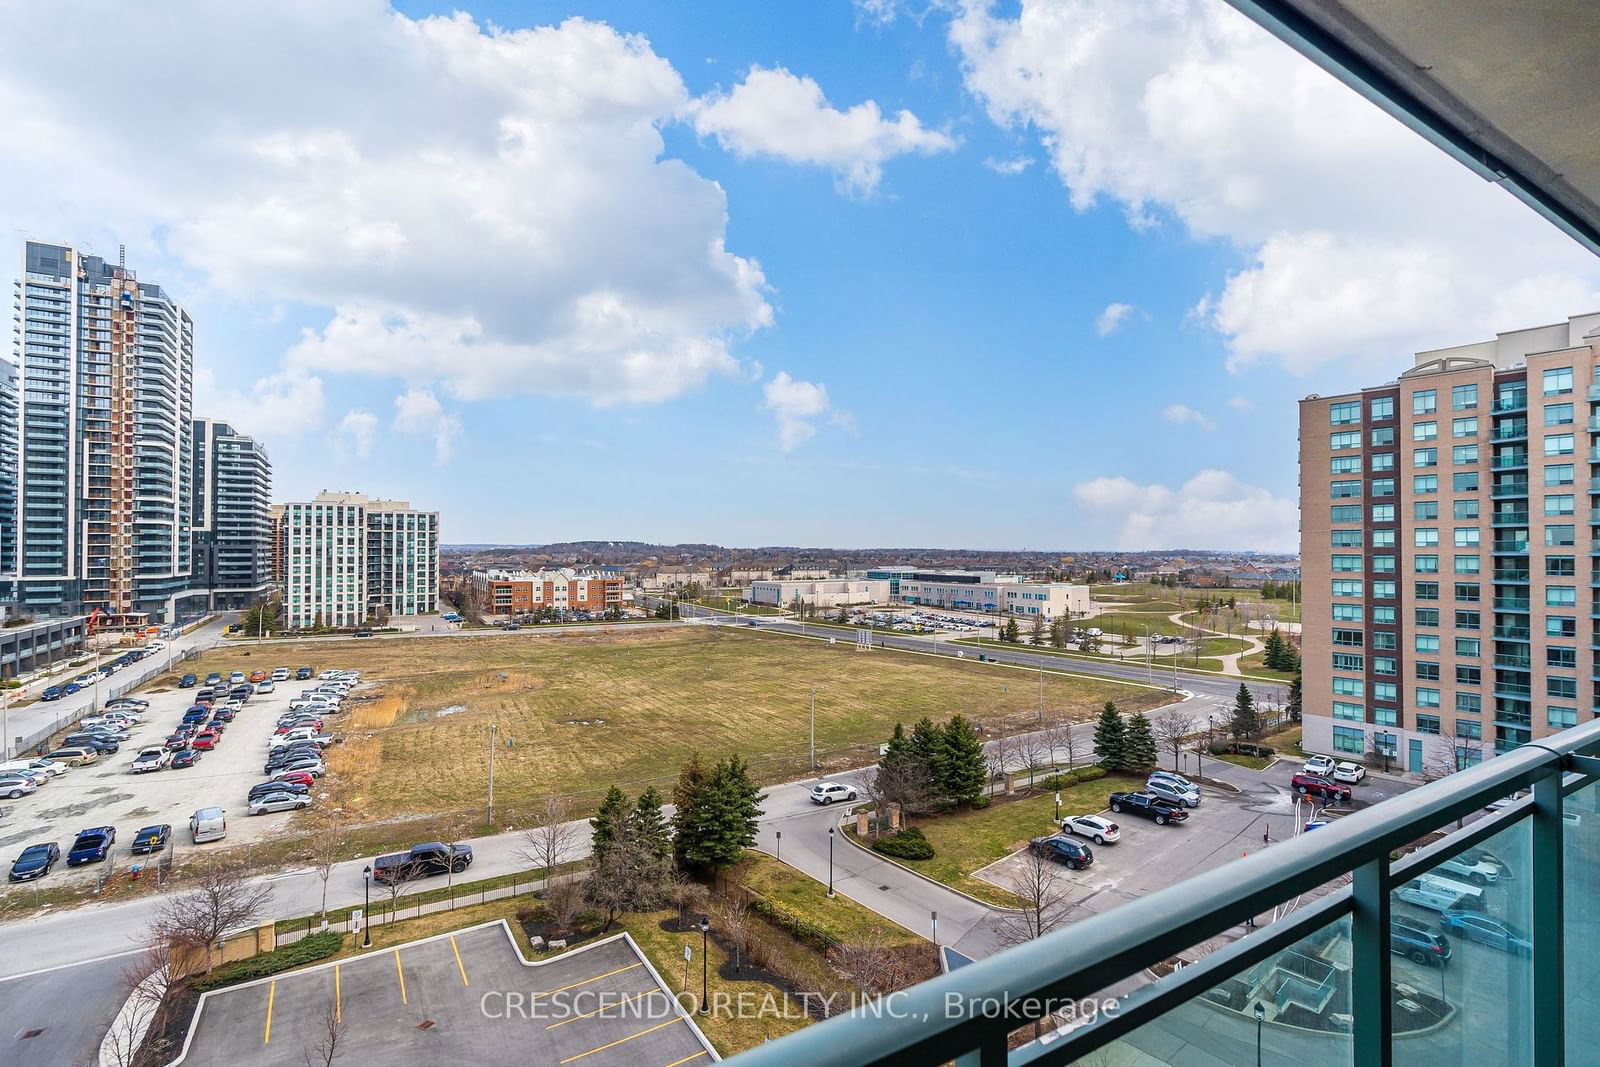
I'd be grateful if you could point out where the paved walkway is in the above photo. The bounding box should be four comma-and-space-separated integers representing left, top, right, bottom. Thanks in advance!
1166, 611, 1263, 677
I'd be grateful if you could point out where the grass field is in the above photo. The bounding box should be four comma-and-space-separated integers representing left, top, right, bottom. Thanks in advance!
184, 628, 1167, 821
880, 774, 1149, 905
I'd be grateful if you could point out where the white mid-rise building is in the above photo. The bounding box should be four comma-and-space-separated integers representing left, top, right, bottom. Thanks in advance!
282, 491, 438, 628
749, 578, 890, 609
894, 570, 1090, 619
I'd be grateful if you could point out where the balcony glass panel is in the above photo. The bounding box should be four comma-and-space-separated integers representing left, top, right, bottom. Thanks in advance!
1567, 780, 1600, 1052
1391, 818, 1531, 1064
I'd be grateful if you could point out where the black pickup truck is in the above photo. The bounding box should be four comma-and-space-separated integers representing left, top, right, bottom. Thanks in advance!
1107, 792, 1189, 826
372, 842, 473, 885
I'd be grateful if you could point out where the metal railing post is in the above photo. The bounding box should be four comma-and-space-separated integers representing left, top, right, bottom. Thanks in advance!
1352, 857, 1393, 1067
1531, 773, 1564, 1064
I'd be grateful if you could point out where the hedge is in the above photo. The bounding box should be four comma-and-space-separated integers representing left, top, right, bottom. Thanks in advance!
1210, 743, 1275, 758
192, 931, 343, 991
746, 895, 839, 952
1070, 766, 1108, 783
872, 826, 935, 861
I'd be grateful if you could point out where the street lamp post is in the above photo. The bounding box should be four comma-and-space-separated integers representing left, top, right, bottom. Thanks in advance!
774, 830, 781, 862
809, 688, 818, 771
362, 865, 373, 947
931, 910, 938, 946
1254, 1001, 1265, 1066
827, 826, 835, 897
697, 915, 710, 1017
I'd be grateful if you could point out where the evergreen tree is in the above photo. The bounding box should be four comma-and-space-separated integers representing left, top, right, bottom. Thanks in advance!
670, 752, 709, 865
1287, 672, 1303, 723
1230, 683, 1262, 741
1028, 616, 1046, 646
1003, 617, 1020, 643
629, 786, 673, 865
1093, 702, 1127, 772
939, 715, 987, 806
1262, 631, 1286, 671
591, 786, 632, 865
908, 716, 944, 788
1050, 617, 1069, 649
678, 756, 766, 872
1125, 712, 1158, 770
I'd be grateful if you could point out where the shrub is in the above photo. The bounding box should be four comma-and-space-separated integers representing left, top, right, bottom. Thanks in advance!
746, 894, 839, 951
192, 931, 343, 991
872, 827, 935, 861
970, 795, 991, 809
1069, 766, 1108, 783
1038, 773, 1071, 791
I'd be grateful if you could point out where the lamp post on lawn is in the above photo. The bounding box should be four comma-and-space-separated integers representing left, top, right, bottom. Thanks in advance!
362, 865, 372, 947
697, 915, 710, 1017
827, 826, 836, 897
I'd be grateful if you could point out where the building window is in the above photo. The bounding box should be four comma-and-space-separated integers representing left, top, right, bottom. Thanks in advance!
1414, 528, 1439, 546
1416, 687, 1441, 707
1452, 384, 1478, 410
1331, 455, 1362, 474
1454, 583, 1480, 602
1332, 580, 1363, 598
1547, 586, 1577, 607
1545, 402, 1574, 426
1545, 525, 1576, 547
1545, 464, 1575, 486
1416, 662, 1440, 681
1546, 495, 1576, 516
1414, 421, 1438, 441
1415, 608, 1439, 626
1452, 445, 1479, 465
1371, 504, 1395, 522
1549, 678, 1579, 699
1332, 554, 1363, 572
1548, 617, 1577, 638
1415, 501, 1439, 521
1331, 401, 1361, 424
1543, 367, 1573, 395
1372, 478, 1395, 497
1544, 433, 1575, 456
1373, 657, 1397, 676
1414, 554, 1438, 573
1330, 430, 1361, 450
1371, 427, 1395, 446
1333, 726, 1366, 753
1457, 666, 1481, 686
1452, 417, 1478, 438
1374, 682, 1398, 702
1332, 530, 1362, 547
1415, 635, 1440, 654
1370, 396, 1395, 420
1371, 452, 1395, 471
1331, 480, 1362, 499
1333, 604, 1364, 622
1549, 707, 1578, 729
1373, 580, 1396, 599
1456, 717, 1483, 739
1417, 714, 1441, 734
1546, 556, 1575, 576
1413, 448, 1438, 467
1415, 581, 1440, 600
1374, 607, 1397, 625
1414, 474, 1438, 494
1413, 389, 1437, 415
1372, 529, 1396, 548
1454, 528, 1480, 547
1331, 505, 1362, 523
1332, 653, 1364, 672
1456, 637, 1480, 657
1454, 610, 1480, 630
1547, 647, 1577, 669
1332, 628, 1363, 647
1334, 677, 1364, 697
1453, 499, 1480, 519
1454, 471, 1480, 492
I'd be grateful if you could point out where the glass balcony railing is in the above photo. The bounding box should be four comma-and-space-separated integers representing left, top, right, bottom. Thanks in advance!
1492, 422, 1528, 440
1496, 391, 1529, 410
1493, 624, 1531, 640
1492, 510, 1530, 525
1492, 480, 1529, 498
740, 719, 1600, 1067
1590, 446, 1600, 462
1493, 597, 1531, 611
1492, 569, 1531, 582
1492, 452, 1529, 469
1493, 654, 1532, 668
1591, 383, 1600, 401
1493, 680, 1532, 696
1493, 540, 1530, 554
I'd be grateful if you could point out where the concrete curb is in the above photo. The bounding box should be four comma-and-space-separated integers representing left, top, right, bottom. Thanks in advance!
98, 966, 165, 1067
835, 815, 1024, 914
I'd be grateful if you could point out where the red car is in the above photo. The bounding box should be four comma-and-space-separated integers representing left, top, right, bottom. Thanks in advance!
276, 720, 322, 734
273, 771, 316, 788
191, 730, 220, 751
1291, 774, 1352, 804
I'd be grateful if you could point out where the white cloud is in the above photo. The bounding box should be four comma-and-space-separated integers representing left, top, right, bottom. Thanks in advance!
391, 388, 462, 465
1161, 403, 1214, 430
1095, 301, 1134, 336
1074, 469, 1296, 551
333, 409, 378, 461
951, 0, 1600, 375
0, 8, 772, 408
692, 66, 955, 194
193, 364, 324, 434
763, 372, 833, 451
1228, 394, 1257, 412
983, 155, 1034, 175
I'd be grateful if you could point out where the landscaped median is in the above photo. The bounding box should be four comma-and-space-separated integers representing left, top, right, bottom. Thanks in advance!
847, 770, 1150, 907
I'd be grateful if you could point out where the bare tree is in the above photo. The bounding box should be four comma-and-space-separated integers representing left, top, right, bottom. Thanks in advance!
377, 858, 426, 928
711, 891, 754, 972
1425, 730, 1484, 827
668, 874, 707, 929
986, 730, 1015, 788
1152, 708, 1198, 774
154, 856, 274, 974
301, 992, 347, 1067
872, 754, 931, 819
828, 932, 911, 1000
1043, 712, 1081, 772
104, 939, 177, 1067
543, 878, 585, 937
585, 836, 670, 929
518, 794, 581, 882
1021, 732, 1054, 788
307, 825, 341, 920
995, 846, 1075, 948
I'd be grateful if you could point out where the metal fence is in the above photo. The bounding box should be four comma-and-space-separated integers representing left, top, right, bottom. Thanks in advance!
727, 716, 1600, 1066
10, 647, 200, 757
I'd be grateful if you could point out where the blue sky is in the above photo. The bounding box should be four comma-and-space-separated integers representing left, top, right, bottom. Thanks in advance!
3, 1, 1596, 549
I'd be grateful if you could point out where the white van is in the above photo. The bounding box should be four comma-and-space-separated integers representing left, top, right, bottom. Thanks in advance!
1395, 873, 1485, 913
190, 806, 228, 844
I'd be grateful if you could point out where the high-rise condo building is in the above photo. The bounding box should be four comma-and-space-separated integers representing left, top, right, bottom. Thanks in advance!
191, 418, 273, 610
11, 242, 195, 622
282, 491, 439, 628
1300, 312, 1600, 774
0, 358, 17, 598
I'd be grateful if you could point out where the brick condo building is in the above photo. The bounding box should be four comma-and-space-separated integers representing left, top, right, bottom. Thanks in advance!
470, 567, 624, 617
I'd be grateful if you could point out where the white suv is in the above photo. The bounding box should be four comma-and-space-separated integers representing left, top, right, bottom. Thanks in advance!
1303, 754, 1336, 777
809, 782, 857, 805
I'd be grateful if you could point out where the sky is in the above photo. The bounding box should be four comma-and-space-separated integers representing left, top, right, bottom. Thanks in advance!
2, 0, 1597, 551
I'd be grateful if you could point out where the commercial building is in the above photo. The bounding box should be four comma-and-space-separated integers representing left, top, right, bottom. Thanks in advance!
0, 615, 86, 682
864, 566, 917, 599
190, 419, 273, 610
470, 567, 624, 617
281, 491, 439, 628
10, 242, 195, 622
894, 570, 1091, 619
639, 568, 714, 591
1300, 312, 1600, 772
749, 578, 890, 609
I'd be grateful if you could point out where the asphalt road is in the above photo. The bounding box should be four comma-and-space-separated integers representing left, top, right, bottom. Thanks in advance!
0, 950, 130, 1066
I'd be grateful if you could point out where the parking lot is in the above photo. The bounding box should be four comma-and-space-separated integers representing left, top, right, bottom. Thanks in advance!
0, 660, 355, 890
174, 921, 718, 1066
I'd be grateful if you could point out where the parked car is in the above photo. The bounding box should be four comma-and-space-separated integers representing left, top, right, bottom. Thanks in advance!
191, 730, 221, 751
1291, 774, 1353, 804
1147, 770, 1197, 791
809, 782, 858, 805
229, 671, 247, 684
0, 758, 64, 779
249, 790, 312, 815
1391, 919, 1452, 967
1107, 791, 1189, 825
1303, 754, 1336, 776
9, 842, 60, 881
1440, 912, 1531, 956
43, 747, 97, 767
249, 781, 310, 801
1396, 874, 1485, 913
179, 674, 198, 688
272, 668, 291, 681
67, 826, 116, 866
171, 748, 203, 769
270, 770, 317, 788
1060, 814, 1121, 844
1028, 835, 1094, 869
1144, 777, 1201, 808
130, 824, 172, 854
270, 757, 325, 777
131, 748, 172, 773
296, 666, 315, 679
41, 685, 66, 701
1436, 853, 1504, 886
1332, 761, 1367, 784
353, 629, 375, 638
249, 669, 268, 683
372, 842, 472, 884
205, 672, 223, 686
190, 807, 227, 843
0, 775, 39, 799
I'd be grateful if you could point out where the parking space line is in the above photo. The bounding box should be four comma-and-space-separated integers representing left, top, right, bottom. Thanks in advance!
263, 980, 276, 1044
662, 1053, 708, 1067
545, 988, 654, 1029
394, 949, 408, 1005
335, 964, 341, 1021
558, 1017, 684, 1063
450, 935, 469, 987
540, 961, 643, 996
